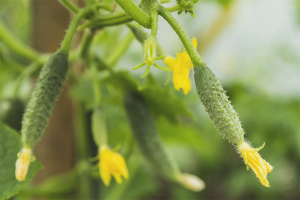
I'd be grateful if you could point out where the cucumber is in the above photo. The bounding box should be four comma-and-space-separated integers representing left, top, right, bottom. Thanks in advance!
91, 107, 107, 147
124, 92, 181, 181
21, 51, 69, 148
194, 64, 244, 145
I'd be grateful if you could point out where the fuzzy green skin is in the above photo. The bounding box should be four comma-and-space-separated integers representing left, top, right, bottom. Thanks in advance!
21, 52, 69, 147
194, 64, 244, 145
124, 93, 181, 181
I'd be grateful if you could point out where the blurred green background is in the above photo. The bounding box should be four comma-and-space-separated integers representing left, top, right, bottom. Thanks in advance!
0, 0, 299, 199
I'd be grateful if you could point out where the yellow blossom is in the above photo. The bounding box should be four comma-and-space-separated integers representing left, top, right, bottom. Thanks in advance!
15, 147, 32, 181
99, 145, 129, 186
238, 142, 273, 187
164, 38, 198, 95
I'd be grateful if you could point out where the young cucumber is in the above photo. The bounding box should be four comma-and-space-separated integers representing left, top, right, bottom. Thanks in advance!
124, 92, 181, 181
194, 64, 244, 145
21, 51, 69, 148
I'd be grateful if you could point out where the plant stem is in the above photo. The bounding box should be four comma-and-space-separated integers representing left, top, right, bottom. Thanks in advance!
106, 32, 134, 65
74, 103, 90, 161
158, 5, 202, 65
59, 0, 80, 14
59, 8, 93, 53
127, 24, 165, 56
79, 30, 94, 60
78, 7, 185, 30
150, 4, 159, 38
0, 20, 40, 61
167, 4, 181, 12
91, 65, 101, 106
115, 0, 151, 28
78, 13, 132, 30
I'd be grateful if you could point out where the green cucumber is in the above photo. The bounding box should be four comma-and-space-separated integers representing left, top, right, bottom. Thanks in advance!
91, 107, 107, 147
194, 64, 244, 145
21, 51, 69, 148
124, 92, 181, 181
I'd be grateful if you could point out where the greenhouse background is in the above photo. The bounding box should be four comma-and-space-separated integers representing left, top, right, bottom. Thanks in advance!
0, 0, 299, 199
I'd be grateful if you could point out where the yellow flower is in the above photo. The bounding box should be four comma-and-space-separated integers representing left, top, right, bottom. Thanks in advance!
238, 142, 273, 187
15, 147, 32, 181
164, 38, 198, 95
99, 145, 129, 186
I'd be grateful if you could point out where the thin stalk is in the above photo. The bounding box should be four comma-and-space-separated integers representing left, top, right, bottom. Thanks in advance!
78, 14, 132, 30
78, 7, 185, 30
150, 4, 159, 38
58, 0, 80, 13
106, 32, 134, 65
59, 7, 93, 53
158, 5, 202, 65
167, 4, 181, 12
74, 103, 92, 199
74, 103, 90, 160
127, 24, 165, 56
0, 20, 40, 61
91, 65, 101, 106
115, 0, 151, 28
79, 30, 94, 60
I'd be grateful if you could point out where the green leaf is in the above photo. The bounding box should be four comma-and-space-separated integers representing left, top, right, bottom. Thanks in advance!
0, 123, 42, 200
102, 71, 193, 122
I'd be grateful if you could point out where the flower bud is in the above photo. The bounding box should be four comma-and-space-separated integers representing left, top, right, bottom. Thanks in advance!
180, 173, 205, 192
143, 37, 157, 66
15, 147, 32, 181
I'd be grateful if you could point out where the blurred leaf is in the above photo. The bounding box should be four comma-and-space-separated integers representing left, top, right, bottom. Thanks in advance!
0, 123, 42, 200
103, 71, 193, 122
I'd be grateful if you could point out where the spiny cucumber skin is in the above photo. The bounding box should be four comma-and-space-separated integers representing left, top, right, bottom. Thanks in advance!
124, 93, 181, 181
194, 64, 244, 145
21, 52, 69, 148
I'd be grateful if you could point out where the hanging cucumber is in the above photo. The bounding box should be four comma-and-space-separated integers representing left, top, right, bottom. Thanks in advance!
124, 92, 181, 181
21, 52, 69, 147
124, 92, 204, 191
194, 64, 244, 146
15, 8, 92, 181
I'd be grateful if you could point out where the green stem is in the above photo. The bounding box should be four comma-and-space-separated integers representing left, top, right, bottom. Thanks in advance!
115, 0, 151, 28
127, 24, 165, 56
78, 14, 132, 30
158, 5, 202, 65
150, 4, 159, 38
58, 0, 80, 13
79, 30, 94, 60
0, 20, 40, 61
78, 7, 184, 30
59, 0, 112, 16
106, 32, 134, 65
91, 65, 101, 106
74, 103, 90, 161
167, 4, 181, 12
59, 8, 93, 53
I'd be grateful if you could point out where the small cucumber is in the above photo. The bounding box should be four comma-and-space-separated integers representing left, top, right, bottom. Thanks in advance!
194, 64, 244, 145
21, 51, 69, 148
124, 92, 181, 181
91, 107, 107, 147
